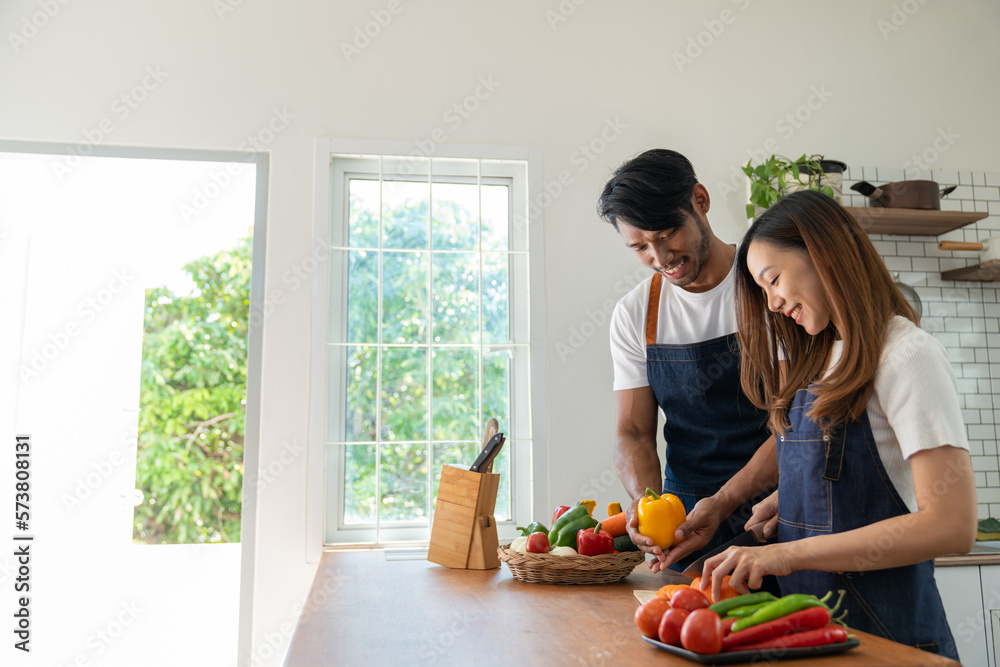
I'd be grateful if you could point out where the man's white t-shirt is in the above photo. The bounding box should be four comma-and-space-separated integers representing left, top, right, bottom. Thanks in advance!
610, 257, 739, 391
824, 315, 969, 513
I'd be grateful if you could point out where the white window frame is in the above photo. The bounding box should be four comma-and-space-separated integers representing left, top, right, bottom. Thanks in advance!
307, 138, 547, 560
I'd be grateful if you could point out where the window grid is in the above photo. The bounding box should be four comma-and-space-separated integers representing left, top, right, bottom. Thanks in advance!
327, 155, 525, 544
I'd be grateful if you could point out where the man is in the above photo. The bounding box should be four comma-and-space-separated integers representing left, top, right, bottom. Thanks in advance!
598, 149, 778, 573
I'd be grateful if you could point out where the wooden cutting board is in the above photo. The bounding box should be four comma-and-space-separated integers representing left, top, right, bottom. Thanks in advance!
634, 589, 657, 605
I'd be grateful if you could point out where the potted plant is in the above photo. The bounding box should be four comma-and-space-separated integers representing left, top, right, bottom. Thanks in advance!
742, 154, 847, 220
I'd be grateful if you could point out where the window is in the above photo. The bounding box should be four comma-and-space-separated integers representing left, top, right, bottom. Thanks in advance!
311, 142, 538, 547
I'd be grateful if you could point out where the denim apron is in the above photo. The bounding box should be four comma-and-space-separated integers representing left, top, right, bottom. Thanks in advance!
644, 272, 771, 569
776, 387, 959, 660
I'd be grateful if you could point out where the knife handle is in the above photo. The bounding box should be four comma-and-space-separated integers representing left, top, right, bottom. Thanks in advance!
482, 436, 505, 474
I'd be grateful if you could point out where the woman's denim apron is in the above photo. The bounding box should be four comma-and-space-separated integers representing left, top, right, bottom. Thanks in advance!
776, 386, 959, 660
644, 272, 771, 570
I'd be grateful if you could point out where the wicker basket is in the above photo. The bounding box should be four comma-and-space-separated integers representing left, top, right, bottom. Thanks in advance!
497, 544, 645, 585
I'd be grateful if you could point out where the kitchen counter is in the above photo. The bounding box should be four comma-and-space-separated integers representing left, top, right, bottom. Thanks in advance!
285, 549, 960, 666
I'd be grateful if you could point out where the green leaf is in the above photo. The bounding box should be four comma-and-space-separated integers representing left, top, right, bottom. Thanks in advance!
133, 236, 250, 545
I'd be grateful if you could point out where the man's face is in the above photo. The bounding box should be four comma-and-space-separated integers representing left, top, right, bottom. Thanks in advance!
618, 209, 712, 289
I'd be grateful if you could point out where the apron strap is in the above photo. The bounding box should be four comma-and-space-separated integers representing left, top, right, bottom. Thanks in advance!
823, 423, 847, 481
645, 272, 662, 347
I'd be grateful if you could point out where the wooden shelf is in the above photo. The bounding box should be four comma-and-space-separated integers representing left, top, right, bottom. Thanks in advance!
941, 260, 1000, 282
844, 206, 988, 236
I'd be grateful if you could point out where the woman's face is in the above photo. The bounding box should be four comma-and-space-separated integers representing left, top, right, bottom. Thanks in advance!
746, 240, 836, 336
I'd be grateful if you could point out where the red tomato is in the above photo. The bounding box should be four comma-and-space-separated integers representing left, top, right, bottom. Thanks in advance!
525, 532, 549, 553
670, 587, 710, 612
657, 607, 689, 646
634, 598, 671, 639
680, 609, 724, 654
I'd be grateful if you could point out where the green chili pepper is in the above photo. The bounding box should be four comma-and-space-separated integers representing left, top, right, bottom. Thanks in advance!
725, 601, 774, 618
547, 504, 588, 544
515, 522, 548, 537
708, 592, 776, 616
731, 592, 834, 633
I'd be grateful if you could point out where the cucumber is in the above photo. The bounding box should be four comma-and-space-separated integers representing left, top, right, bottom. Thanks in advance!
614, 534, 639, 552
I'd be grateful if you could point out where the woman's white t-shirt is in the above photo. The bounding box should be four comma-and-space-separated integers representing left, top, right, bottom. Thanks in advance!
825, 316, 969, 512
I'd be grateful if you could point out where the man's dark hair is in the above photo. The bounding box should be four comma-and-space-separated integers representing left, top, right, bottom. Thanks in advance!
597, 149, 698, 232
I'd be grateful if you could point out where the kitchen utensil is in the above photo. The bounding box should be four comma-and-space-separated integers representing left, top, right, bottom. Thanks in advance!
938, 237, 1000, 263
892, 272, 922, 318
681, 522, 767, 578
480, 418, 498, 453
850, 180, 957, 209
470, 432, 505, 473
427, 464, 501, 569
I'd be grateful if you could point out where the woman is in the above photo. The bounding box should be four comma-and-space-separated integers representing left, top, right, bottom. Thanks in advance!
702, 190, 975, 659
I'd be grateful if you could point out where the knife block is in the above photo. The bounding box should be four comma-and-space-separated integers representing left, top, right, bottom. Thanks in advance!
426, 465, 500, 570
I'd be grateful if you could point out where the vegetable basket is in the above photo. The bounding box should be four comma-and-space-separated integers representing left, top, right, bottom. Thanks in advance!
497, 544, 644, 584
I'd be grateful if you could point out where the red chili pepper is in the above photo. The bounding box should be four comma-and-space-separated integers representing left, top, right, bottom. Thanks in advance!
552, 505, 571, 525
722, 617, 738, 635
723, 606, 831, 650
724, 624, 848, 652
576, 522, 614, 556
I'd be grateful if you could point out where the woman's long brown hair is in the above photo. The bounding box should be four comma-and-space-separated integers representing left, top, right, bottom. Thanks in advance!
734, 190, 919, 435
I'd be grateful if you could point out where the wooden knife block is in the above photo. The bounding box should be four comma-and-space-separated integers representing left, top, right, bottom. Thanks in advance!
426, 465, 500, 570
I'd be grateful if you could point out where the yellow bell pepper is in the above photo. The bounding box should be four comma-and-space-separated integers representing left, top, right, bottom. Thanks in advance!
580, 499, 597, 516
637, 487, 686, 550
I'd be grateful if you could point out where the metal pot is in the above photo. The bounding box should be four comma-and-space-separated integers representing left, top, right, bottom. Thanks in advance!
850, 180, 957, 210
892, 272, 922, 318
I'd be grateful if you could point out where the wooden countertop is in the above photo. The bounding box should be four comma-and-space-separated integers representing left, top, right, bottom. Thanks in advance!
284, 549, 960, 666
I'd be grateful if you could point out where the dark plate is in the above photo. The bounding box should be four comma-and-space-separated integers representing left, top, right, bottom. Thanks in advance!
641, 636, 860, 664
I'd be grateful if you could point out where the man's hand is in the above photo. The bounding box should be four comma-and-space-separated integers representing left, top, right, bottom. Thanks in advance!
624, 497, 672, 571
660, 496, 725, 568
746, 490, 779, 539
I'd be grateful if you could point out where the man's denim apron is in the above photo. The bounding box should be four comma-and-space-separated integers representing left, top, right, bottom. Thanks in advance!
644, 272, 771, 571
776, 387, 959, 660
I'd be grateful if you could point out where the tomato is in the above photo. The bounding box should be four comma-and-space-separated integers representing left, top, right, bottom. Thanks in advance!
680, 608, 724, 654
634, 598, 671, 639
657, 607, 689, 646
525, 532, 549, 553
670, 587, 710, 612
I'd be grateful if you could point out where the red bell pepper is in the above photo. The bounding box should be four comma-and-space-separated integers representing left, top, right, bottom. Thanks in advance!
724, 624, 848, 652
576, 522, 614, 556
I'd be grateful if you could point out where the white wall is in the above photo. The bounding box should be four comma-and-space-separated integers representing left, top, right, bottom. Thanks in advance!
3, 1, 999, 663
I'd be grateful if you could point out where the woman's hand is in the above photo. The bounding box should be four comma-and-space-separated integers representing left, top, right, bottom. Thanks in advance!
746, 490, 779, 540
700, 543, 795, 600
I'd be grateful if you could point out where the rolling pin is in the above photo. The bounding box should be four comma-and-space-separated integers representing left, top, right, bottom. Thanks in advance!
938, 238, 1000, 262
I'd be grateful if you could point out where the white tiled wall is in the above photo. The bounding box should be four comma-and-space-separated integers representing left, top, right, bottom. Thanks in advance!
842, 167, 1000, 519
